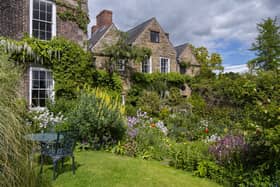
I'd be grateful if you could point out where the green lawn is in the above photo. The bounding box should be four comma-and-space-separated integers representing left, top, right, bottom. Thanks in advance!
41, 151, 221, 187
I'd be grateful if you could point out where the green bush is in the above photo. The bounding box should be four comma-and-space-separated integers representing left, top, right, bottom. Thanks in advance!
135, 126, 170, 160
169, 141, 210, 172
67, 88, 126, 149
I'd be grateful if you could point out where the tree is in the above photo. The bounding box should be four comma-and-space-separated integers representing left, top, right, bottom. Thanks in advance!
190, 45, 224, 77
248, 17, 280, 71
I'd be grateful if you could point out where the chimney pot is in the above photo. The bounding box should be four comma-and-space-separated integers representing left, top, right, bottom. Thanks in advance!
96, 10, 113, 27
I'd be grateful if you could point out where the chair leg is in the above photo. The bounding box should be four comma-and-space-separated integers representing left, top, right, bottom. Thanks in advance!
72, 156, 75, 174
62, 158, 64, 168
40, 155, 44, 174
53, 161, 57, 180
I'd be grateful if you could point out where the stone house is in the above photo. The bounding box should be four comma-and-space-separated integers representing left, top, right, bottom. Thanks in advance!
175, 43, 201, 77
89, 10, 200, 80
0, 0, 89, 108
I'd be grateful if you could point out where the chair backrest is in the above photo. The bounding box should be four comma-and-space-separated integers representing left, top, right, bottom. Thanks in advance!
57, 131, 77, 155
41, 131, 77, 156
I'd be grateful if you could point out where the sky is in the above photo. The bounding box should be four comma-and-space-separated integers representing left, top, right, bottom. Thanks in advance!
87, 0, 280, 73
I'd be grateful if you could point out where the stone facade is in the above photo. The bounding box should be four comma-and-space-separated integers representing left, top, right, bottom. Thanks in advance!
0, 0, 89, 106
0, 0, 88, 45
177, 45, 201, 77
0, 0, 29, 40
131, 18, 177, 73
91, 24, 119, 69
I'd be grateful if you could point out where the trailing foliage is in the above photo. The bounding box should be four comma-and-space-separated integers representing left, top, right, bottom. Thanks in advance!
1, 37, 122, 97
56, 0, 90, 33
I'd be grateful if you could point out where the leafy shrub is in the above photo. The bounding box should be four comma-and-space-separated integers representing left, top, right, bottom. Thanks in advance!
169, 141, 210, 172
67, 88, 126, 149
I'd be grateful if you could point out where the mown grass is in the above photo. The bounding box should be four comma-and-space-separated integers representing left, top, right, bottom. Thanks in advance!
39, 151, 221, 187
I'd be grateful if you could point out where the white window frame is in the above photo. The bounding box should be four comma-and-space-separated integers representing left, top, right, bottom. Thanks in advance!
29, 0, 56, 39
141, 57, 152, 73
116, 59, 126, 72
160, 57, 170, 73
29, 67, 55, 109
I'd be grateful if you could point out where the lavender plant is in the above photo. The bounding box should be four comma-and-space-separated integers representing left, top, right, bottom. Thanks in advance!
209, 134, 248, 165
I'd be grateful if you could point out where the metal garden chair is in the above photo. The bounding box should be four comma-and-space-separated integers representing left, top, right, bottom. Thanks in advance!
40, 131, 76, 180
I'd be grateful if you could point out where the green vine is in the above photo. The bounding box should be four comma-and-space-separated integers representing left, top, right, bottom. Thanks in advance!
1, 37, 122, 98
179, 61, 191, 69
55, 0, 89, 33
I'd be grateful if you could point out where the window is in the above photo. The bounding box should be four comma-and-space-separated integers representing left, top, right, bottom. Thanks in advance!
116, 60, 125, 71
160, 57, 170, 73
31, 0, 56, 40
141, 57, 152, 73
150, 31, 160, 43
30, 67, 54, 108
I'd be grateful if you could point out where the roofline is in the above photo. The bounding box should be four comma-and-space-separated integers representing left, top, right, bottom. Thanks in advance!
90, 23, 117, 50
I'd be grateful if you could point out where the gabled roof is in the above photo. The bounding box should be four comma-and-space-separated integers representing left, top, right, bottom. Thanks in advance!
175, 43, 189, 57
126, 18, 155, 44
89, 25, 113, 49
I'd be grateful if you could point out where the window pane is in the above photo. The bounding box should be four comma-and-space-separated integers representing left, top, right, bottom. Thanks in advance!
32, 99, 39, 107
46, 23, 51, 32
39, 31, 46, 40
46, 72, 52, 79
39, 90, 46, 98
32, 80, 39, 88
32, 70, 39, 79
47, 13, 52, 22
33, 30, 39, 38
33, 10, 39, 19
40, 11, 46, 20
39, 99, 46, 107
46, 32, 52, 40
32, 90, 39, 99
40, 80, 46, 88
40, 1, 46, 12
33, 21, 39, 30
33, 0, 39, 10
47, 4, 52, 13
40, 22, 45, 30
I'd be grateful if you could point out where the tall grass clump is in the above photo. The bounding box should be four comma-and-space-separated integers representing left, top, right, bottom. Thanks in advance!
0, 51, 37, 187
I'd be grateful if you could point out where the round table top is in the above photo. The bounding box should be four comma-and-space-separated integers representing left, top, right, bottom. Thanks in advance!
25, 132, 60, 143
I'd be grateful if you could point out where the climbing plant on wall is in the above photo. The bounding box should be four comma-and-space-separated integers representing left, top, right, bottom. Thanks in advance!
0, 36, 122, 98
55, 0, 89, 33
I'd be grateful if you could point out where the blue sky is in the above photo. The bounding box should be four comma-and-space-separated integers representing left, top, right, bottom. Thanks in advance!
88, 0, 280, 73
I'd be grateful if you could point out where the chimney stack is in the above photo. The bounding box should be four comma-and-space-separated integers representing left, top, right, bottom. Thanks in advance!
91, 10, 113, 35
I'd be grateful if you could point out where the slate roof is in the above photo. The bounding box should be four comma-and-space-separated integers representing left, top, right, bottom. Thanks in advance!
175, 43, 200, 66
175, 43, 189, 57
89, 25, 112, 49
126, 18, 155, 44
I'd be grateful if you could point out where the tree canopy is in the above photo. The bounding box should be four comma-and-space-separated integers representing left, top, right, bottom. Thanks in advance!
248, 17, 280, 71
190, 45, 223, 77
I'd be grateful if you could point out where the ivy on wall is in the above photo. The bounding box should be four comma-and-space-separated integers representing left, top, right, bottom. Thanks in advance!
1, 37, 122, 98
55, 0, 89, 33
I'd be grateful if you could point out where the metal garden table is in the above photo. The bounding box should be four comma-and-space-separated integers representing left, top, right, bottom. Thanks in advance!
25, 132, 60, 143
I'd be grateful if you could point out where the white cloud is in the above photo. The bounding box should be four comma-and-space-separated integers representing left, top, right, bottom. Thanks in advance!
224, 64, 248, 73
87, 0, 280, 64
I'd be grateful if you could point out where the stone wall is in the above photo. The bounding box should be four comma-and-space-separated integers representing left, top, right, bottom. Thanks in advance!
0, 0, 88, 45
56, 0, 89, 46
178, 46, 200, 77
0, 0, 29, 39
132, 19, 177, 73
91, 25, 119, 68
